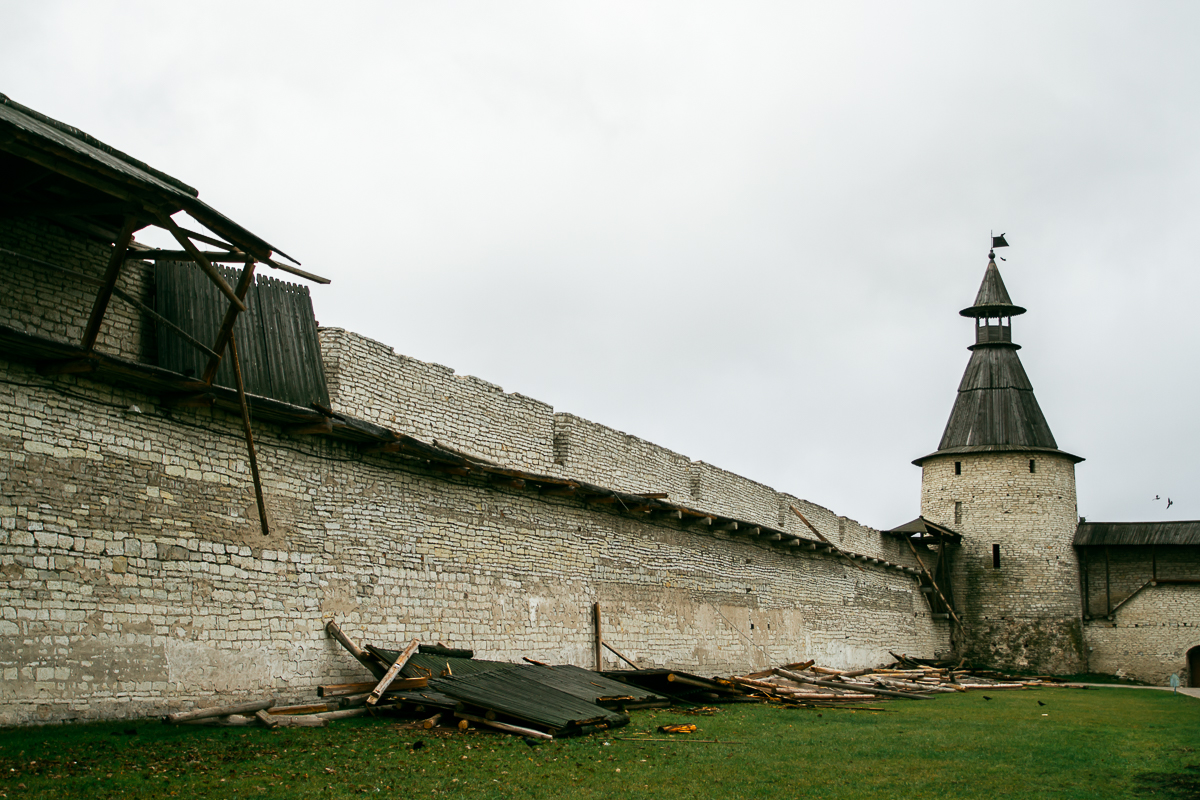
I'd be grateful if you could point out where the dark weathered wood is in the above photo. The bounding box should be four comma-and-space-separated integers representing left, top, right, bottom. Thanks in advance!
903, 536, 963, 628
367, 638, 420, 706
155, 210, 245, 311
594, 602, 603, 671
229, 331, 269, 537
164, 698, 274, 724
602, 640, 640, 669
201, 258, 256, 384
266, 703, 335, 716
318, 677, 429, 697
81, 215, 139, 350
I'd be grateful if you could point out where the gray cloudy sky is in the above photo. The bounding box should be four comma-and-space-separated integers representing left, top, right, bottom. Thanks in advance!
4, 1, 1198, 529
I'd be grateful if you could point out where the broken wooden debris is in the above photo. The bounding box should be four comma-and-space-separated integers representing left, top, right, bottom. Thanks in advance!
163, 621, 1054, 737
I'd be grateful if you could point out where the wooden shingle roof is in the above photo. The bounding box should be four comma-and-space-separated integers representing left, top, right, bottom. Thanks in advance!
915, 256, 1081, 466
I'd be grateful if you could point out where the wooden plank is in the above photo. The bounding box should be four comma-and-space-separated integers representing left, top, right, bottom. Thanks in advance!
81, 214, 139, 350
154, 209, 245, 312
201, 259, 256, 384
773, 669, 928, 700
455, 712, 553, 740
367, 638, 421, 706
790, 506, 866, 572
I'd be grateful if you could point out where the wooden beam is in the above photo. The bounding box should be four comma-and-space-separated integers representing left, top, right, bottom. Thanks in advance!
588, 495, 619, 504
593, 602, 603, 671
690, 516, 714, 527
715, 521, 738, 532
903, 535, 963, 629
81, 215, 141, 351
154, 210, 245, 311
230, 331, 269, 537
289, 418, 333, 436
325, 620, 388, 680
790, 506, 866, 573
201, 258, 257, 384
540, 485, 579, 497
602, 640, 640, 669
37, 358, 96, 376
161, 392, 215, 408
367, 638, 420, 706
129, 248, 250, 262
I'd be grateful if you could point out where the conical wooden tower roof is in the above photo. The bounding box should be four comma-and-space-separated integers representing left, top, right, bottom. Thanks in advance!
913, 256, 1082, 466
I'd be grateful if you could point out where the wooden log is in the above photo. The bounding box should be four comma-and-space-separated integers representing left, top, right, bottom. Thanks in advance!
180, 713, 259, 727
314, 707, 373, 721
256, 709, 328, 728
810, 666, 845, 675
164, 698, 275, 724
455, 712, 553, 740
593, 602, 603, 671
318, 677, 428, 697
229, 331, 269, 537
666, 673, 738, 693
602, 640, 640, 669
421, 713, 443, 730
773, 669, 928, 700
325, 620, 388, 679
367, 638, 420, 706
266, 703, 336, 716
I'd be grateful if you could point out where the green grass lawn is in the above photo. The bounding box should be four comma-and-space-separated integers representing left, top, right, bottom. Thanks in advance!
2, 688, 1199, 799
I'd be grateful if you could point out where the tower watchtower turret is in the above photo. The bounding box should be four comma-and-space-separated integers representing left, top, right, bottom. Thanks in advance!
914, 251, 1085, 673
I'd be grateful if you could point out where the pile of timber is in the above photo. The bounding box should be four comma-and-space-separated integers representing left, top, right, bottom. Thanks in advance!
163, 621, 665, 739
163, 628, 1056, 733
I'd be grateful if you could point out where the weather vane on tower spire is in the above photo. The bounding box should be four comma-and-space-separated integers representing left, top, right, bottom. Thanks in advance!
990, 231, 1009, 261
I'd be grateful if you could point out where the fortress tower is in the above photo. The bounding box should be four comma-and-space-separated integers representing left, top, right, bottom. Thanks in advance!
915, 252, 1086, 673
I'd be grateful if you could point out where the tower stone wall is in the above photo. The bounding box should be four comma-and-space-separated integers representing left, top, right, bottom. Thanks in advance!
922, 451, 1085, 672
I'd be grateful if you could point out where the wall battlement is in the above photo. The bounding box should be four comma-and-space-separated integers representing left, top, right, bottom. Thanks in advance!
319, 327, 891, 554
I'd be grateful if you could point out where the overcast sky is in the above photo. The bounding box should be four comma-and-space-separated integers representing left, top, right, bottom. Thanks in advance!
4, 1, 1198, 530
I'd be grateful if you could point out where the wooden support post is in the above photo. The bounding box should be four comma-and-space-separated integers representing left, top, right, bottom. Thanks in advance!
602, 640, 640, 669
1105, 545, 1112, 618
230, 331, 269, 537
325, 620, 388, 679
81, 215, 139, 350
155, 210, 245, 311
790, 506, 865, 572
367, 638, 420, 706
202, 258, 257, 384
902, 536, 963, 629
594, 602, 603, 671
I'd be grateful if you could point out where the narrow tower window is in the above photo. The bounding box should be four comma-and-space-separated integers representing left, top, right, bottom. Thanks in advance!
954, 502, 963, 525
954, 461, 962, 475
992, 544, 1001, 569
1029, 459, 1036, 473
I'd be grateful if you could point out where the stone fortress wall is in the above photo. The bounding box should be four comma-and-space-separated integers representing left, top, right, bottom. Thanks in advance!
0, 218, 949, 725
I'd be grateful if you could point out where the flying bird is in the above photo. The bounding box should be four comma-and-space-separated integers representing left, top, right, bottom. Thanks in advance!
1168, 498, 1174, 509
1155, 495, 1160, 500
